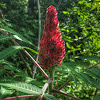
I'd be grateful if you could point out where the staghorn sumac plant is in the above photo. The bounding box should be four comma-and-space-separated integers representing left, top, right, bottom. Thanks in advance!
0, 4, 100, 100
39, 5, 65, 94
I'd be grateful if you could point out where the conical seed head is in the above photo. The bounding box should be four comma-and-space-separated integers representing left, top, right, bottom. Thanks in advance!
39, 5, 65, 70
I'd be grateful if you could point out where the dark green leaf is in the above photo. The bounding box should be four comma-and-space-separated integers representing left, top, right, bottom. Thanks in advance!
0, 26, 37, 48
86, 70, 100, 81
77, 56, 100, 61
0, 35, 13, 42
94, 95, 100, 100
90, 68, 100, 77
70, 71, 77, 87
44, 94, 59, 100
0, 46, 23, 60
76, 72, 89, 86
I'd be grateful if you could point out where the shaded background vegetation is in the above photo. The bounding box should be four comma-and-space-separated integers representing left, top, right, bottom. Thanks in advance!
0, 0, 100, 100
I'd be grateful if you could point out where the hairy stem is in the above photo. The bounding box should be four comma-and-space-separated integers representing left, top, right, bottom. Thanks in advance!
48, 67, 55, 94
38, 78, 53, 100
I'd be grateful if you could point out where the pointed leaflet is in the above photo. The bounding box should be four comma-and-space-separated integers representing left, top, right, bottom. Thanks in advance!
0, 70, 5, 77
0, 26, 37, 48
44, 94, 59, 100
0, 60, 14, 65
86, 70, 100, 81
0, 35, 13, 42
90, 68, 100, 77
76, 72, 89, 86
62, 63, 76, 72
83, 73, 100, 89
0, 46, 23, 60
76, 72, 100, 89
94, 95, 100, 100
70, 71, 77, 87
0, 60, 20, 72
3, 65, 20, 72
62, 62, 90, 72
77, 56, 100, 61
0, 82, 42, 95
0, 86, 13, 96
23, 46, 38, 54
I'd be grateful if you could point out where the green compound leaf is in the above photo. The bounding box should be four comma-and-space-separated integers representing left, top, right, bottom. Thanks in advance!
94, 95, 100, 100
76, 72, 100, 89
0, 26, 37, 48
44, 94, 59, 100
90, 68, 100, 77
0, 35, 13, 42
86, 70, 100, 81
0, 86, 14, 96
76, 56, 100, 61
0, 46, 23, 60
76, 72, 89, 86
0, 82, 42, 95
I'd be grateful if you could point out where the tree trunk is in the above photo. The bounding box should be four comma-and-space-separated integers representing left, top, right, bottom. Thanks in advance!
28, 0, 34, 16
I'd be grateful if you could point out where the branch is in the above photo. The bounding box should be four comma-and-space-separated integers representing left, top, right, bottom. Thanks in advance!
5, 95, 39, 100
18, 51, 32, 77
38, 78, 53, 100
56, 0, 62, 10
52, 89, 80, 100
55, 72, 62, 87
58, 78, 73, 91
32, 0, 41, 79
83, 61, 100, 72
0, 66, 24, 83
0, 29, 49, 80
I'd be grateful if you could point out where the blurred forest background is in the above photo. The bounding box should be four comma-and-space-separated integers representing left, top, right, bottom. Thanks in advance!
0, 0, 100, 100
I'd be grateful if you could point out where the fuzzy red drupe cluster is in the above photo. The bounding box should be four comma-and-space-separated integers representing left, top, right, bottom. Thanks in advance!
39, 5, 65, 70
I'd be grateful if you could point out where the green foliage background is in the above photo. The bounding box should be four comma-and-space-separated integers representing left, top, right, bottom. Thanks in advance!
0, 0, 100, 100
